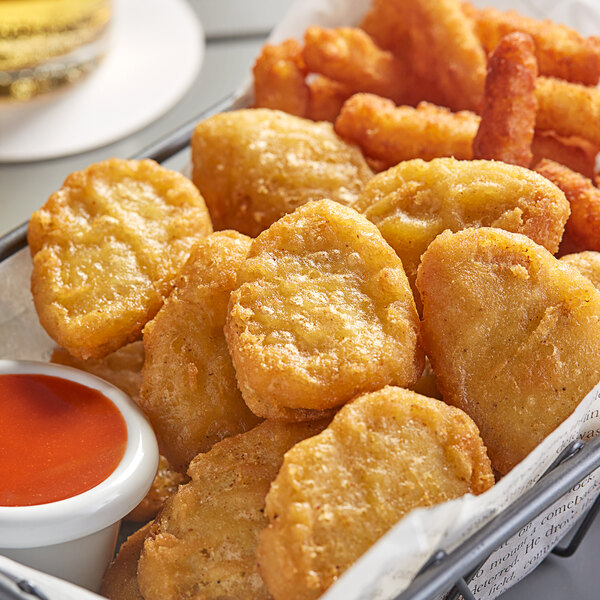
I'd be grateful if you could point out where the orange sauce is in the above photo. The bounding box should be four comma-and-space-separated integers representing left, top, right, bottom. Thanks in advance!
0, 373, 127, 507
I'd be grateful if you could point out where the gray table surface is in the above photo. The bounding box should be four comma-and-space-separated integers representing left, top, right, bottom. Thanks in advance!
1, 0, 599, 597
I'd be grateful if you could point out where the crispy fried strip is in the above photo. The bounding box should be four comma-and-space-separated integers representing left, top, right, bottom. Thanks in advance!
473, 32, 537, 167
464, 3, 600, 85
252, 39, 309, 117
335, 94, 479, 169
535, 159, 600, 250
532, 131, 598, 179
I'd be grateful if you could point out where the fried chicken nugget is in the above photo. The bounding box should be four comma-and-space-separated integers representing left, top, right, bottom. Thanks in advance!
335, 94, 479, 170
417, 227, 600, 474
536, 77, 600, 148
225, 199, 423, 421
28, 159, 212, 360
253, 39, 309, 117
307, 75, 353, 122
137, 419, 328, 600
535, 159, 600, 251
472, 32, 538, 167
355, 158, 569, 303
191, 109, 373, 238
464, 3, 600, 85
100, 523, 151, 600
257, 387, 494, 600
139, 231, 260, 471
560, 251, 600, 290
531, 131, 598, 179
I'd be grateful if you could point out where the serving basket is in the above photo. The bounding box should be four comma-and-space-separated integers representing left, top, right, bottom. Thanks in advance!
2, 95, 600, 600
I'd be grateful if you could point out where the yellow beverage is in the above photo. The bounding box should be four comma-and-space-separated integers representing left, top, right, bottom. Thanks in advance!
0, 0, 112, 100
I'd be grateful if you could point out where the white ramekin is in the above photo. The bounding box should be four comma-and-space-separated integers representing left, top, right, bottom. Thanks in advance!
0, 359, 159, 591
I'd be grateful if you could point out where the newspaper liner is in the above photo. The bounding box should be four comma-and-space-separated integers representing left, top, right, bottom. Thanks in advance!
3, 0, 600, 597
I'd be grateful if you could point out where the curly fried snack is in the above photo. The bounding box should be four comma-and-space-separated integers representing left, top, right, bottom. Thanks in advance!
191, 109, 373, 237
100, 522, 151, 600
417, 227, 600, 474
531, 131, 598, 179
464, 3, 600, 85
137, 419, 328, 600
560, 251, 600, 290
28, 159, 212, 360
139, 231, 260, 471
356, 158, 569, 302
257, 387, 494, 600
226, 199, 423, 420
253, 39, 309, 117
536, 77, 600, 147
535, 159, 600, 251
473, 32, 538, 167
335, 94, 479, 169
307, 75, 353, 122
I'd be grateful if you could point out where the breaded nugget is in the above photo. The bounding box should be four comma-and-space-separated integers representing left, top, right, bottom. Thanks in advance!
126, 455, 187, 522
100, 522, 151, 600
253, 39, 309, 117
535, 159, 600, 251
464, 3, 600, 85
303, 27, 414, 105
531, 131, 598, 179
536, 77, 600, 148
257, 387, 494, 600
356, 158, 569, 303
417, 227, 600, 474
137, 419, 328, 600
560, 251, 600, 290
473, 32, 538, 167
28, 159, 212, 360
191, 109, 373, 237
140, 231, 260, 471
225, 199, 423, 420
335, 94, 479, 169
307, 75, 353, 122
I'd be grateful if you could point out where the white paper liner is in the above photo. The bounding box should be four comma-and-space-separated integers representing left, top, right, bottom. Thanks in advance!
4, 0, 600, 598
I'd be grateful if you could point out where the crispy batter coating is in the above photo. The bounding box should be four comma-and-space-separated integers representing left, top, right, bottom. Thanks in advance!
473, 32, 538, 167
464, 3, 600, 85
560, 251, 600, 290
253, 39, 309, 117
28, 159, 212, 360
356, 158, 570, 304
257, 387, 494, 600
535, 159, 600, 251
531, 131, 598, 179
225, 199, 423, 420
100, 522, 151, 600
307, 75, 353, 122
126, 455, 188, 522
335, 94, 479, 169
137, 420, 328, 600
360, 0, 410, 57
51, 341, 144, 402
191, 109, 373, 237
417, 227, 600, 474
139, 231, 260, 471
536, 77, 600, 148
303, 27, 414, 105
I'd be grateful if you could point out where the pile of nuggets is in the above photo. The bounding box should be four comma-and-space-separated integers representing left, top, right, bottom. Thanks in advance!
25, 0, 600, 599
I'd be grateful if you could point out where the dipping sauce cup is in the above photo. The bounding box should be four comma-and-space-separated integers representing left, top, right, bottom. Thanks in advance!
0, 359, 158, 591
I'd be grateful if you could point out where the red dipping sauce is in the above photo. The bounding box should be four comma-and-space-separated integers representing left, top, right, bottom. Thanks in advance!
0, 374, 128, 507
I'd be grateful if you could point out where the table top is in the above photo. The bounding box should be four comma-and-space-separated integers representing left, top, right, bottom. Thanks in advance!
1, 1, 599, 598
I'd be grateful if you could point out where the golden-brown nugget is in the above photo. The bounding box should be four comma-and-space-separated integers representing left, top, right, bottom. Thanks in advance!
356, 158, 569, 302
464, 3, 600, 85
531, 131, 598, 179
535, 159, 600, 251
417, 227, 600, 474
472, 32, 538, 167
191, 109, 373, 237
140, 231, 260, 471
307, 75, 353, 122
560, 251, 600, 290
257, 387, 494, 600
226, 199, 423, 421
335, 94, 479, 169
100, 522, 151, 600
137, 419, 328, 600
29, 158, 212, 360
